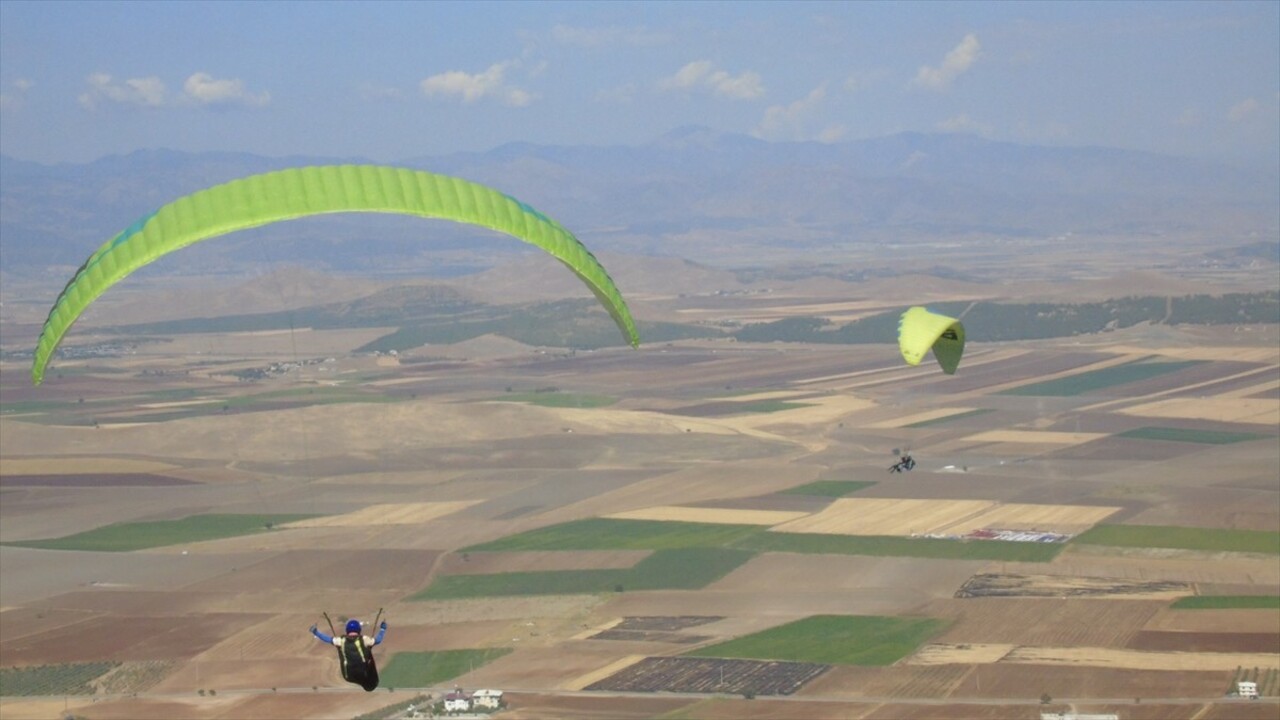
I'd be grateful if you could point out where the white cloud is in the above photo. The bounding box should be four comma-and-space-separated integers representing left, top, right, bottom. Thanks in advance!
0, 78, 33, 111
1228, 97, 1259, 122
79, 73, 165, 109
659, 61, 764, 100
551, 24, 669, 47
182, 73, 269, 106
420, 62, 534, 106
913, 33, 982, 90
77, 72, 268, 110
754, 84, 843, 142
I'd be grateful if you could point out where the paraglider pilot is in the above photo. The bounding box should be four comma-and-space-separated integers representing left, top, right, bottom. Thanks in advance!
311, 617, 387, 691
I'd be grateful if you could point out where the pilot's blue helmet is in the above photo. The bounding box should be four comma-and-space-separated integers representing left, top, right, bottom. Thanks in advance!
346, 619, 362, 634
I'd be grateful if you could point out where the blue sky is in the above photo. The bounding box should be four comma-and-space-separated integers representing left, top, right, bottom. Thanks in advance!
2, 1, 1276, 167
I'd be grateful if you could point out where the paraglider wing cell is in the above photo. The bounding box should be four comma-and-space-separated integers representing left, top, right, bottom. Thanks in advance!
31, 165, 640, 385
898, 306, 965, 374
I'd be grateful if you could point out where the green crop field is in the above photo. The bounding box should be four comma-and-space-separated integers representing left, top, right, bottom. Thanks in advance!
1075, 524, 1280, 555
780, 480, 875, 497
722, 400, 814, 414
998, 360, 1200, 397
1117, 426, 1270, 444
463, 518, 1065, 562
1172, 595, 1280, 610
3, 513, 319, 552
410, 548, 753, 599
684, 615, 946, 666
489, 392, 617, 408
736, 532, 1065, 562
0, 662, 120, 696
462, 518, 762, 552
379, 649, 512, 688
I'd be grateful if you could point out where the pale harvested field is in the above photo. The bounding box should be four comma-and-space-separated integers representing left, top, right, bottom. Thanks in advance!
386, 595, 606, 627
1, 401, 732, 464
908, 643, 1018, 665
135, 399, 220, 409
1118, 397, 1279, 425
605, 506, 809, 525
39, 692, 392, 720
925, 598, 1166, 647
1047, 548, 1280, 586
0, 457, 179, 474
795, 348, 1026, 388
936, 503, 1121, 535
769, 498, 994, 536
143, 327, 393, 357
454, 642, 656, 692
1003, 645, 1279, 670
686, 393, 879, 451
769, 498, 1122, 537
864, 408, 981, 429
1103, 345, 1280, 363
1219, 378, 1280, 398
282, 501, 480, 527
540, 461, 820, 524
960, 430, 1108, 445
1144, 608, 1280, 634
707, 554, 984, 601
676, 298, 890, 323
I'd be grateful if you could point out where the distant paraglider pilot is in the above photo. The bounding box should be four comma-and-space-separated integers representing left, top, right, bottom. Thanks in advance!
311, 617, 387, 691
889, 453, 916, 473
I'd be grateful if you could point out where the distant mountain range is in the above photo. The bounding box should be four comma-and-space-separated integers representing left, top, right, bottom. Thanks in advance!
2, 128, 1276, 274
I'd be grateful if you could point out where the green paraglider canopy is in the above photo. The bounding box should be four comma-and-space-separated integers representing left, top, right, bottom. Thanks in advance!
898, 306, 965, 375
32, 165, 640, 385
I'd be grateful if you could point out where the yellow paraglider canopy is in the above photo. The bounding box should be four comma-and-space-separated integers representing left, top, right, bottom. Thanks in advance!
898, 306, 965, 374
32, 165, 640, 385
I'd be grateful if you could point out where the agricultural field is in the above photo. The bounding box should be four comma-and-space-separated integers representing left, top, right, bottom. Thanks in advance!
685, 615, 948, 666
379, 648, 513, 688
0, 662, 119, 696
778, 480, 876, 497
411, 547, 753, 599
584, 656, 829, 696
1075, 524, 1280, 554
1172, 595, 1280, 610
0, 261, 1276, 719
955, 573, 1191, 599
2, 514, 319, 551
